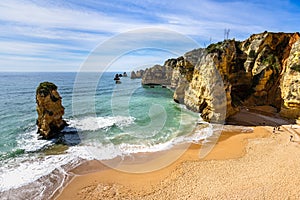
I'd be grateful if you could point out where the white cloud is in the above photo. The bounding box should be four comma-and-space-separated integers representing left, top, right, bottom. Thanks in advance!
0, 0, 146, 33
0, 0, 299, 71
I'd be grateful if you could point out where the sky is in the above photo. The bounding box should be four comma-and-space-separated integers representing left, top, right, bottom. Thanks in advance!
0, 0, 300, 72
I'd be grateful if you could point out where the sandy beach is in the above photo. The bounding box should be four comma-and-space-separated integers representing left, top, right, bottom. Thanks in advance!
56, 109, 300, 199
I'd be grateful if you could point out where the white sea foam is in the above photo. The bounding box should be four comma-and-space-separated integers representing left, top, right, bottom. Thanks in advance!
86, 140, 176, 160
0, 145, 92, 192
0, 154, 72, 192
84, 123, 217, 160
67, 115, 135, 131
72, 116, 217, 161
0, 115, 135, 192
0, 115, 217, 193
16, 130, 54, 153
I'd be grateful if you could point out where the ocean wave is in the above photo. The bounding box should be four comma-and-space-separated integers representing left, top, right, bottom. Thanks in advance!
67, 115, 135, 131
84, 123, 216, 160
0, 145, 92, 192
16, 130, 54, 153
0, 119, 217, 194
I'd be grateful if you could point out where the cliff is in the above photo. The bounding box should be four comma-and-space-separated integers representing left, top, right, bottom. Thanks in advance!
280, 36, 300, 119
36, 82, 66, 139
141, 32, 300, 122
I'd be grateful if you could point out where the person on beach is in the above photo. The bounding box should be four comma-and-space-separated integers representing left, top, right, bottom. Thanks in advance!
273, 127, 276, 133
290, 135, 293, 142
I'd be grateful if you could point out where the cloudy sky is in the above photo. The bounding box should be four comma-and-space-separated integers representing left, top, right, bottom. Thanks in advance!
1, 0, 300, 72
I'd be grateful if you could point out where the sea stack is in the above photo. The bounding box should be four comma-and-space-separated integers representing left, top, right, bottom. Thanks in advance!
130, 69, 146, 79
36, 82, 66, 139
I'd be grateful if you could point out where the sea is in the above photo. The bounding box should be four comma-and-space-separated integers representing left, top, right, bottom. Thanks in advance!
0, 72, 215, 199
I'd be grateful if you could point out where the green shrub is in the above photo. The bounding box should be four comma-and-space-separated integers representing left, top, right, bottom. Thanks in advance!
206, 41, 223, 54
249, 50, 256, 58
291, 64, 300, 72
36, 82, 57, 96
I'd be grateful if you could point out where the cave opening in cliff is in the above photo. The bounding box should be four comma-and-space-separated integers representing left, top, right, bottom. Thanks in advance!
231, 84, 253, 107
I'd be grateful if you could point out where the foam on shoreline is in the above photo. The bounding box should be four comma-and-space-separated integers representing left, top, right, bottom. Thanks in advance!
0, 115, 214, 198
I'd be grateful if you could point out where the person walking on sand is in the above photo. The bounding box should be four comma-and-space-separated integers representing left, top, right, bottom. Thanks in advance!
273, 127, 276, 133
290, 135, 293, 142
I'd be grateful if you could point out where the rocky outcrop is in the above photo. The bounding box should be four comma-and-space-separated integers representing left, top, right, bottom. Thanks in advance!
142, 64, 173, 85
141, 32, 300, 122
36, 82, 66, 139
131, 69, 146, 79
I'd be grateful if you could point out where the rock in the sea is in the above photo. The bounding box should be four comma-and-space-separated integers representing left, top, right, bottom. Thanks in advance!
141, 32, 300, 122
36, 82, 66, 139
130, 71, 137, 79
114, 74, 120, 81
130, 69, 146, 79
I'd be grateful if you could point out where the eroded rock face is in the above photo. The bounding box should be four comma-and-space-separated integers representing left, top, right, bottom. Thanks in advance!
280, 37, 300, 119
36, 82, 66, 139
141, 49, 204, 103
184, 53, 229, 122
240, 32, 295, 109
142, 64, 173, 85
141, 32, 300, 122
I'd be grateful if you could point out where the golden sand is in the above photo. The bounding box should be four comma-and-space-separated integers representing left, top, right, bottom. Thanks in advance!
55, 122, 300, 199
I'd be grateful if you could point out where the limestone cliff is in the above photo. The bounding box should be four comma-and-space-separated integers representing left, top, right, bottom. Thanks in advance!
141, 32, 300, 122
36, 82, 66, 139
280, 36, 300, 119
141, 49, 204, 103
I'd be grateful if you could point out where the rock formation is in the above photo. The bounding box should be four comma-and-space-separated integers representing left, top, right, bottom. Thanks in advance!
36, 82, 66, 139
280, 36, 300, 119
130, 71, 137, 79
131, 69, 146, 79
141, 32, 300, 122
142, 64, 173, 85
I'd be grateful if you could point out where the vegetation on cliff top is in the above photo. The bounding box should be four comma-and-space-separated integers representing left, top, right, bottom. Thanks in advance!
206, 41, 224, 54
36, 82, 58, 97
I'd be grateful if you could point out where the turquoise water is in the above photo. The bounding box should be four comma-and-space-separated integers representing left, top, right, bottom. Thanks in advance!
0, 72, 207, 196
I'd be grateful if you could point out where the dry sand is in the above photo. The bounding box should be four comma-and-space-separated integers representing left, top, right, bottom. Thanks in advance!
56, 111, 300, 199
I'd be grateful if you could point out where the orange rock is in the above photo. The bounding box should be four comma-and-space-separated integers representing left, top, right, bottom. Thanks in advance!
36, 82, 66, 139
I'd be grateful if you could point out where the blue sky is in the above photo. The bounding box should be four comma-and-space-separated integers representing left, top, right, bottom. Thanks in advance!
0, 0, 300, 72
